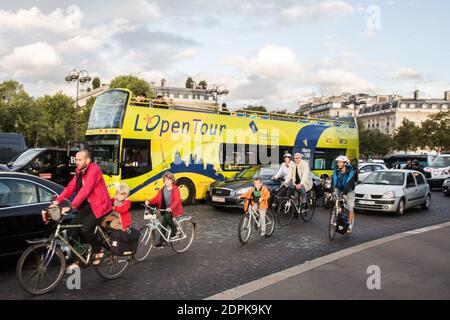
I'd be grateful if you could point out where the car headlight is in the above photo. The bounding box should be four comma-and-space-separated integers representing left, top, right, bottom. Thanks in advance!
382, 191, 396, 199
235, 187, 252, 196
444, 179, 450, 187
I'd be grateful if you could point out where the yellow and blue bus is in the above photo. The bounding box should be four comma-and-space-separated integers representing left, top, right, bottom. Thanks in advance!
85, 89, 359, 203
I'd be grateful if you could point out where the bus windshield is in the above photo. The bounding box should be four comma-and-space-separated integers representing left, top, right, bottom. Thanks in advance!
86, 135, 120, 176
88, 90, 129, 129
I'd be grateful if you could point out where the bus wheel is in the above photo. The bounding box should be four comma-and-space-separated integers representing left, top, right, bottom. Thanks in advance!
177, 178, 196, 205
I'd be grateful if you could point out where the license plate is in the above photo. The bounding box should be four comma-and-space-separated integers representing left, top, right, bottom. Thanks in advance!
212, 196, 225, 203
359, 200, 376, 205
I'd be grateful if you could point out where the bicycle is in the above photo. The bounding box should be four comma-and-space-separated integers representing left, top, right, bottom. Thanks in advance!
238, 198, 276, 245
276, 185, 316, 226
329, 190, 354, 241
134, 205, 196, 262
16, 200, 130, 295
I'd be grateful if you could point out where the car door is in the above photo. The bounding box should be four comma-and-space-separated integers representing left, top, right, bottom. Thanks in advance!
413, 172, 428, 203
404, 173, 420, 207
0, 178, 56, 256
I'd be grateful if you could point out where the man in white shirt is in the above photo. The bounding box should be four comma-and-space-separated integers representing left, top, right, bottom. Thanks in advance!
284, 153, 313, 205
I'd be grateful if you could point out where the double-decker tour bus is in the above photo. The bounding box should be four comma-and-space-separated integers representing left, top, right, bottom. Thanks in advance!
85, 89, 359, 203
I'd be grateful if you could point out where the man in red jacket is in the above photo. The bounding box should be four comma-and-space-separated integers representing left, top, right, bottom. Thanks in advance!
145, 172, 183, 247
52, 150, 112, 267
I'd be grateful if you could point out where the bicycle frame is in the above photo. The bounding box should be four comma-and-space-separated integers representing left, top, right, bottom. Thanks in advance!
142, 206, 193, 245
28, 221, 111, 268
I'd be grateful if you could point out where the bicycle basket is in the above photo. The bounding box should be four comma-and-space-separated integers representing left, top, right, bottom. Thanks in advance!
47, 207, 62, 221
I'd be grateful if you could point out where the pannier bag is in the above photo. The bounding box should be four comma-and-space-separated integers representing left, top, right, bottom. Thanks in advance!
109, 228, 140, 256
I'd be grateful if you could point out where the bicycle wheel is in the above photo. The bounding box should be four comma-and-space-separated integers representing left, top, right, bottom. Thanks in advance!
276, 200, 294, 226
238, 214, 252, 244
264, 210, 276, 237
301, 194, 316, 222
16, 243, 66, 295
171, 220, 196, 253
134, 226, 155, 262
95, 250, 130, 280
329, 207, 338, 241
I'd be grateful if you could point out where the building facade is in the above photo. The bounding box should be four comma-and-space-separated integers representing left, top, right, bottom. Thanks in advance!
358, 91, 450, 136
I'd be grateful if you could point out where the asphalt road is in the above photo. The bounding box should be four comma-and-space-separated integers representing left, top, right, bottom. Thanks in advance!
0, 190, 449, 300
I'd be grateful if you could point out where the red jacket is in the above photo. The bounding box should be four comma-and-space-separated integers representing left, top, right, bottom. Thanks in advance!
57, 163, 112, 219
111, 198, 132, 230
148, 185, 183, 218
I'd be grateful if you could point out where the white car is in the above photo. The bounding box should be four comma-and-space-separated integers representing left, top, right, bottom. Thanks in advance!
355, 170, 431, 215
358, 163, 388, 182
424, 155, 450, 189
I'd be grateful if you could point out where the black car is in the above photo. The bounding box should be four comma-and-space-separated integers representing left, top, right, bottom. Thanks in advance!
2, 148, 77, 186
443, 178, 450, 196
205, 165, 323, 209
0, 172, 73, 257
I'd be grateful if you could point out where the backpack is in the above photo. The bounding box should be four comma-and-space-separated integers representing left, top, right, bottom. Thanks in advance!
109, 228, 140, 256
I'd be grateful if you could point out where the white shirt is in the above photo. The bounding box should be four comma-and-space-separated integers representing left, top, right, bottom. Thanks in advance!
274, 161, 293, 180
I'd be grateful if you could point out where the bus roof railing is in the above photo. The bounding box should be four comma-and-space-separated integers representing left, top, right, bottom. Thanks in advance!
128, 97, 357, 129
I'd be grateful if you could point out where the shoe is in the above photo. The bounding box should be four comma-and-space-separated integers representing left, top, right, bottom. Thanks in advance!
261, 232, 266, 237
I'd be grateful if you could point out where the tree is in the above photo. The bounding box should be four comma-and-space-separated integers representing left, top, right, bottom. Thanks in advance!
35, 93, 75, 146
420, 111, 450, 152
110, 75, 153, 98
92, 77, 101, 90
185, 77, 195, 89
393, 119, 420, 152
198, 80, 207, 90
358, 119, 393, 158
244, 105, 267, 113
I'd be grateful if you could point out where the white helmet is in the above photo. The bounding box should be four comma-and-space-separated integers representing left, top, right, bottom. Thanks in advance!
335, 156, 350, 163
283, 153, 292, 159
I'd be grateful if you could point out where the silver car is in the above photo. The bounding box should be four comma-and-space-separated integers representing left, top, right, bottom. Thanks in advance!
355, 170, 431, 215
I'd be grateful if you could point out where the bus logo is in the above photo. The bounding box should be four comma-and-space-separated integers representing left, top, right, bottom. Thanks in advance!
249, 121, 258, 134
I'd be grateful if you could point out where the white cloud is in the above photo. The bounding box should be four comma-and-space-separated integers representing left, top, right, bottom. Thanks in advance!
391, 67, 424, 80
174, 48, 197, 60
0, 6, 83, 35
226, 45, 302, 80
281, 1, 354, 22
1, 42, 62, 79
310, 68, 376, 95
56, 35, 102, 53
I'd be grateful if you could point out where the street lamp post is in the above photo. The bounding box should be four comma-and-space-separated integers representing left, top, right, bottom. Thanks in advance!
65, 69, 92, 141
207, 84, 229, 106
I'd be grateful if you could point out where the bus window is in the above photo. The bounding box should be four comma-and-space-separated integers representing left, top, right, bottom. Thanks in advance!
220, 143, 293, 171
121, 139, 152, 180
88, 90, 129, 129
86, 135, 120, 176
313, 148, 347, 170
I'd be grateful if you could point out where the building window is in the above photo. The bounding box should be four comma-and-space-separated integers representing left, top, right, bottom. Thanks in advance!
409, 104, 416, 109
400, 103, 407, 108
442, 104, 448, 110
422, 104, 428, 109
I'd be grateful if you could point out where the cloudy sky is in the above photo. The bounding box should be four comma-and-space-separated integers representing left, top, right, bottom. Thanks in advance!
0, 0, 449, 111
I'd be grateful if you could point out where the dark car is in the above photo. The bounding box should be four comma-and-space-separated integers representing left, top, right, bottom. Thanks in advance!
205, 165, 323, 209
0, 133, 26, 164
0, 172, 74, 257
443, 178, 450, 196
2, 148, 77, 186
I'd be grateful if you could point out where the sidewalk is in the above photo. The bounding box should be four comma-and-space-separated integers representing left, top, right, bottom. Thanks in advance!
207, 222, 450, 300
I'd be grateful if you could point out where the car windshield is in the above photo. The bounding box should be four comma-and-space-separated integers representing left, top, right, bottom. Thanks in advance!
255, 166, 278, 179
429, 156, 450, 168
236, 167, 258, 179
7, 149, 42, 167
362, 171, 405, 186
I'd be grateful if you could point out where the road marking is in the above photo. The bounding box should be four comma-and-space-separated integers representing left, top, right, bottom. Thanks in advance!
205, 221, 450, 300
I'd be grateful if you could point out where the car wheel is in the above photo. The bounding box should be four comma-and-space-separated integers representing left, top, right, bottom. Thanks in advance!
421, 194, 431, 210
395, 198, 406, 216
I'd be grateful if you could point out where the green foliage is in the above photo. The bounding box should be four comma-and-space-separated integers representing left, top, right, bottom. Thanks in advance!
393, 119, 420, 152
92, 77, 101, 90
244, 105, 268, 113
358, 119, 393, 158
198, 80, 207, 90
185, 77, 194, 89
110, 75, 153, 98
